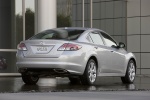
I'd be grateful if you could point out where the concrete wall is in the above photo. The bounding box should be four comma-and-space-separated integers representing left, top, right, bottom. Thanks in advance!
127, 0, 150, 75
35, 0, 56, 33
72, 0, 127, 44
72, 0, 150, 75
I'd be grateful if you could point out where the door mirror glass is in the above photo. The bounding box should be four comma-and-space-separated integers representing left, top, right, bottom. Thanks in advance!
118, 42, 125, 48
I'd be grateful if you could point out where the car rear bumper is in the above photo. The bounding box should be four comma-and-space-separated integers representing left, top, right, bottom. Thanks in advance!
16, 55, 86, 75
17, 61, 83, 75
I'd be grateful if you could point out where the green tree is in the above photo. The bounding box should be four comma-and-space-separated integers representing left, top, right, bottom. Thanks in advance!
25, 8, 34, 39
57, 14, 71, 27
16, 14, 23, 44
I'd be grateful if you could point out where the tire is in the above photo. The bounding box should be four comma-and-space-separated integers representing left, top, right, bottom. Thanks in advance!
22, 74, 39, 85
121, 60, 136, 84
80, 59, 97, 85
69, 77, 79, 84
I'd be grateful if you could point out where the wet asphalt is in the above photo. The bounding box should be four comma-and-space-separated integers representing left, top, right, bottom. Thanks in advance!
0, 76, 150, 93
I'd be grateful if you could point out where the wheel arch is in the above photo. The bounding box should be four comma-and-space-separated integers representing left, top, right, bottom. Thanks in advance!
84, 56, 98, 72
129, 58, 137, 72
89, 56, 98, 67
125, 52, 137, 72
80, 55, 99, 85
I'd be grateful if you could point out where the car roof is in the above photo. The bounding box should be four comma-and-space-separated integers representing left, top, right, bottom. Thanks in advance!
51, 27, 88, 31
52, 27, 104, 32
42, 27, 107, 36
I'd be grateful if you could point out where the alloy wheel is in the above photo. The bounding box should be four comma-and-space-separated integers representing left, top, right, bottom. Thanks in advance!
128, 62, 136, 82
88, 62, 97, 83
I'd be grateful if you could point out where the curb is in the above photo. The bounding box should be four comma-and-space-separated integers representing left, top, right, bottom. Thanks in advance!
0, 73, 21, 77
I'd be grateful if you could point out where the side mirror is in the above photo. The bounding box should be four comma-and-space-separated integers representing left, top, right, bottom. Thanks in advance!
118, 42, 125, 48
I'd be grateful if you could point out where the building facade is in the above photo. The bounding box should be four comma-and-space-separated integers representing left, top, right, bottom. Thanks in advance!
0, 0, 149, 75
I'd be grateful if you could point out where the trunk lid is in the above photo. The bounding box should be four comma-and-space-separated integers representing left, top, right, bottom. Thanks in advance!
22, 40, 69, 58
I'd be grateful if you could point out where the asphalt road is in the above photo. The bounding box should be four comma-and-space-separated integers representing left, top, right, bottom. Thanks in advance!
0, 91, 150, 100
0, 76, 150, 100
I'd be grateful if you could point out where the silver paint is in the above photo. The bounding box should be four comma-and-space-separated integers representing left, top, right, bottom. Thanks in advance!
16, 27, 136, 77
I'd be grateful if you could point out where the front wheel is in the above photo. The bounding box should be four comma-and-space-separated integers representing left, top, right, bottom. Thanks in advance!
22, 74, 39, 85
121, 60, 136, 84
80, 59, 97, 85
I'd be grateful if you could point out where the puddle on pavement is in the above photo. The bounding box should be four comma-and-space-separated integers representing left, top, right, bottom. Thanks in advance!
0, 76, 150, 93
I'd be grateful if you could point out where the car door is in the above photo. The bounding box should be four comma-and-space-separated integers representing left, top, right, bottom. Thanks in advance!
100, 32, 126, 74
88, 31, 112, 74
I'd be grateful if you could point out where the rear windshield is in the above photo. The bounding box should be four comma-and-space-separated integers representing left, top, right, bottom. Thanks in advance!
30, 29, 85, 40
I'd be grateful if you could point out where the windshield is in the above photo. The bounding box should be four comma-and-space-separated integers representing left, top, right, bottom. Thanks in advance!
30, 29, 85, 40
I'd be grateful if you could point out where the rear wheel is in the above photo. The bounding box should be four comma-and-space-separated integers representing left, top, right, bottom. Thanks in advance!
80, 59, 97, 85
121, 60, 136, 84
22, 74, 39, 85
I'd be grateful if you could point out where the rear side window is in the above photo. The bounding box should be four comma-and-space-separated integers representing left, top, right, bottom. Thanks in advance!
30, 29, 85, 40
89, 32, 104, 45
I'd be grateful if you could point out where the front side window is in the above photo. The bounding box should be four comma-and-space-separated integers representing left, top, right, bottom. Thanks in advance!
89, 32, 104, 45
101, 32, 117, 47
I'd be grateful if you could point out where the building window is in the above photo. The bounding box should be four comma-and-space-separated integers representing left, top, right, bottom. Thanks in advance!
0, 0, 35, 73
25, 0, 35, 40
0, 0, 23, 73
57, 0, 84, 27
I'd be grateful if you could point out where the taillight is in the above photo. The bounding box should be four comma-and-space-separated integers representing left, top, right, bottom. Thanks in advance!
17, 43, 27, 51
58, 43, 82, 51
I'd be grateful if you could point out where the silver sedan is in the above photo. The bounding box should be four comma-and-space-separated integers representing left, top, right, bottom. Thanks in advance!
16, 27, 136, 85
